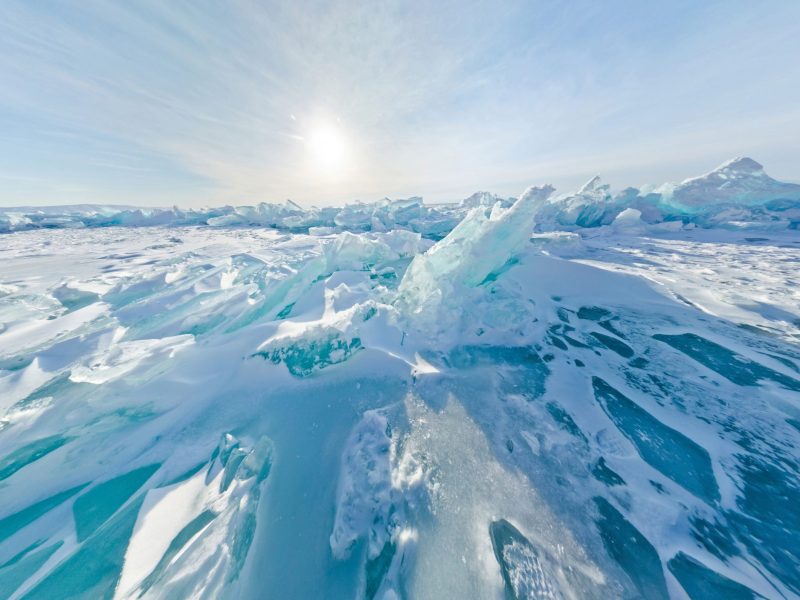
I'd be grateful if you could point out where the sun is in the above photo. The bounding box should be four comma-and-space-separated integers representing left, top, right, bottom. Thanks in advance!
307, 121, 350, 174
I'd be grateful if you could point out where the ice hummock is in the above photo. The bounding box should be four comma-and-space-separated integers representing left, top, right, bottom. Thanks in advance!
664, 156, 800, 208
531, 158, 800, 232
0, 166, 799, 598
533, 174, 618, 229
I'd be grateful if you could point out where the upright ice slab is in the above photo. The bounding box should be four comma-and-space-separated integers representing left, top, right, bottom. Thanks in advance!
396, 185, 553, 333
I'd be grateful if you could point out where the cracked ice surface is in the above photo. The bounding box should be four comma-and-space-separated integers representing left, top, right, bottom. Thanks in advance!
0, 187, 799, 599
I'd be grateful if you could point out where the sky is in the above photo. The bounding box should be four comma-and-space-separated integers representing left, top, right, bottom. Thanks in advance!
1, 0, 799, 208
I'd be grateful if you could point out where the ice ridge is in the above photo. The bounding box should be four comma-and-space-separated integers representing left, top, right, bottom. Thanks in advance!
2, 157, 798, 234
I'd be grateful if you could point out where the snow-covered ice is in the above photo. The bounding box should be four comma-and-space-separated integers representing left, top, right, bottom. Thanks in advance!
1, 158, 799, 599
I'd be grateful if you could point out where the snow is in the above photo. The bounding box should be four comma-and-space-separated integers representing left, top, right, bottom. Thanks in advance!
0, 163, 799, 598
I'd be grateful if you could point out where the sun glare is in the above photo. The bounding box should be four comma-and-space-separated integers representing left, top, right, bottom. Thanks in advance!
307, 121, 350, 175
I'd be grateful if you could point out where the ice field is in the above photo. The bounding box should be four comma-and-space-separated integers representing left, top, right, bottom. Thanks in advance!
0, 159, 799, 599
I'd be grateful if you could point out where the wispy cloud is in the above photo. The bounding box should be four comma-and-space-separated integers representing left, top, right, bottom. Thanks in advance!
1, 0, 798, 206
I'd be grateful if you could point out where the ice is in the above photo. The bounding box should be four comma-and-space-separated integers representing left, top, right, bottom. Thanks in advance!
258, 330, 364, 377
328, 406, 424, 600
330, 410, 396, 560
664, 157, 800, 208
0, 484, 87, 544
459, 191, 515, 210
531, 158, 800, 232
654, 333, 800, 390
588, 332, 634, 358
397, 185, 553, 334
73, 464, 161, 542
113, 433, 273, 599
0, 435, 73, 482
0, 542, 64, 599
0, 169, 799, 599
610, 207, 645, 232
69, 334, 194, 384
593, 497, 670, 599
534, 175, 617, 229
592, 377, 720, 503
22, 489, 148, 598
0, 197, 458, 238
667, 552, 762, 600
489, 519, 563, 599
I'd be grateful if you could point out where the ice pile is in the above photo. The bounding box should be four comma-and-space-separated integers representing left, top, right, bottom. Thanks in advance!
0, 166, 799, 598
0, 198, 463, 239
2, 158, 799, 235
534, 158, 800, 231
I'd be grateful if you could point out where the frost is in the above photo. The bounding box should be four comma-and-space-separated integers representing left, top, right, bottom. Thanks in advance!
331, 409, 428, 599
330, 410, 396, 560
490, 519, 563, 600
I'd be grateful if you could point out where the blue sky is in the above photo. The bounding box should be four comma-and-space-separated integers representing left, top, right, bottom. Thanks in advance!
1, 0, 798, 207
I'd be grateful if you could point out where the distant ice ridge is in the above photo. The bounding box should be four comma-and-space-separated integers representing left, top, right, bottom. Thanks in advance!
0, 197, 462, 239
2, 157, 798, 234
534, 157, 800, 231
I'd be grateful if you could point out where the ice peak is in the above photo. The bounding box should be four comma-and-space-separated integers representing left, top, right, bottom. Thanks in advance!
578, 175, 604, 194
680, 156, 765, 186
715, 156, 763, 174
667, 156, 800, 208
679, 157, 766, 188
460, 191, 501, 208
285, 199, 304, 210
